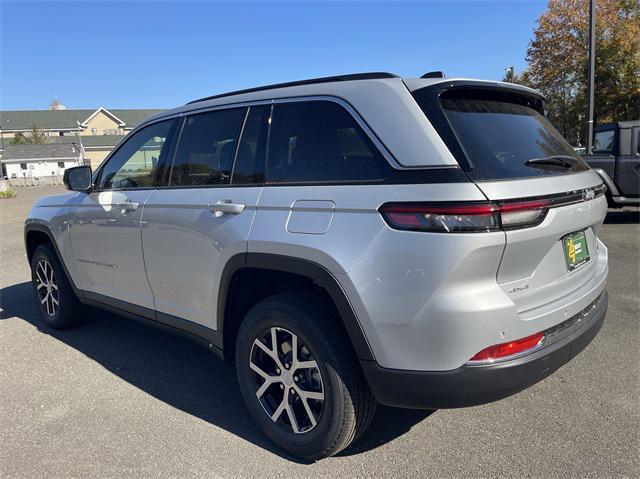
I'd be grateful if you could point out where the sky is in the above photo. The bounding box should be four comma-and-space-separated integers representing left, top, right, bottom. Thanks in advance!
0, 0, 547, 111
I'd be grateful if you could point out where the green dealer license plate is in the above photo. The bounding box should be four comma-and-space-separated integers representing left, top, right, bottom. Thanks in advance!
563, 230, 590, 271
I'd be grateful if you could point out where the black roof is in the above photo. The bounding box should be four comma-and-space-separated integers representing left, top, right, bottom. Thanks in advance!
595, 120, 640, 131
187, 72, 399, 105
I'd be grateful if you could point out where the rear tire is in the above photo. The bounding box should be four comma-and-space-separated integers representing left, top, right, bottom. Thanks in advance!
235, 292, 376, 460
30, 244, 86, 329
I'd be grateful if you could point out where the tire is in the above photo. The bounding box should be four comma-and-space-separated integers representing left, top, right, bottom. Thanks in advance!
30, 243, 86, 329
235, 292, 376, 460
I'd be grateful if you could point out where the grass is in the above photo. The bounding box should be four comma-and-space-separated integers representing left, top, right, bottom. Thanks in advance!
0, 189, 17, 199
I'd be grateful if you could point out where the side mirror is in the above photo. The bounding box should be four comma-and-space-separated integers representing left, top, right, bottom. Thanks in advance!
63, 166, 93, 192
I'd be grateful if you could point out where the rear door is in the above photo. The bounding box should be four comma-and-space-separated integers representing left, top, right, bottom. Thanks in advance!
613, 125, 640, 198
411, 84, 608, 314
141, 105, 269, 331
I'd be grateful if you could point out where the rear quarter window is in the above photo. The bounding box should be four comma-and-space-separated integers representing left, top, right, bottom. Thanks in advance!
266, 100, 391, 184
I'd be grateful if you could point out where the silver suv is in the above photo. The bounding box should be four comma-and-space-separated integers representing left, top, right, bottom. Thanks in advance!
25, 72, 609, 459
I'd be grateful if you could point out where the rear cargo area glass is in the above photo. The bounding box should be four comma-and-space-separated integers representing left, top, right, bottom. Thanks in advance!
414, 89, 589, 180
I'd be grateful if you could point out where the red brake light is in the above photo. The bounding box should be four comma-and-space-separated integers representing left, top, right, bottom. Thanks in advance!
467, 332, 545, 363
379, 199, 551, 233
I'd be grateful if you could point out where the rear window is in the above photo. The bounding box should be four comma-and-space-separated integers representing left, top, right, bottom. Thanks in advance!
594, 129, 615, 153
413, 88, 589, 180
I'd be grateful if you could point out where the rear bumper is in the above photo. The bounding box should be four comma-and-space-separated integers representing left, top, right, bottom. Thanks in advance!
361, 290, 607, 409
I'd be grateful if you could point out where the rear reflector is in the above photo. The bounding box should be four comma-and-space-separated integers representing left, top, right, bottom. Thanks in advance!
379, 200, 550, 233
467, 332, 545, 364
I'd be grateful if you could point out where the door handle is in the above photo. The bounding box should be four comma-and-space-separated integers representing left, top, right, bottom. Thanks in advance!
208, 201, 245, 216
117, 201, 139, 213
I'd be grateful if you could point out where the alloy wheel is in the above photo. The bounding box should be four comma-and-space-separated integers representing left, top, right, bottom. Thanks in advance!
35, 259, 59, 317
249, 327, 324, 434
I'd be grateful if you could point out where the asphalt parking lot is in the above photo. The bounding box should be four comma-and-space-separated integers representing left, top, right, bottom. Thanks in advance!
1, 185, 638, 478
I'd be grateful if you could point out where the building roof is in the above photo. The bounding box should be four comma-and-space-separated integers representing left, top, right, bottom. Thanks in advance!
1, 143, 81, 161
52, 135, 125, 147
0, 108, 163, 131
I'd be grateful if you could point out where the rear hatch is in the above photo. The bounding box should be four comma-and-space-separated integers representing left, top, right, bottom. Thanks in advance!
410, 81, 608, 313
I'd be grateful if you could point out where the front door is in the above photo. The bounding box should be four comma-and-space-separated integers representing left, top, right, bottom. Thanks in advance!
69, 119, 176, 310
142, 105, 269, 330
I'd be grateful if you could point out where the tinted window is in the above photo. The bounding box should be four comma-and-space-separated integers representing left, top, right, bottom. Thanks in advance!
594, 130, 615, 153
413, 89, 589, 180
232, 105, 269, 184
99, 120, 174, 189
170, 108, 246, 186
267, 101, 390, 183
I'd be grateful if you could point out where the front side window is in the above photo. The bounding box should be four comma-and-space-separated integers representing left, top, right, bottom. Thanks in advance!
99, 119, 174, 189
594, 129, 615, 153
267, 101, 391, 183
170, 108, 246, 186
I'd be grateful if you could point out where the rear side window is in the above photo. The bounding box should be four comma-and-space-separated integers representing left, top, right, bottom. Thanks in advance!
170, 108, 246, 186
594, 129, 615, 153
267, 101, 391, 183
413, 88, 589, 180
232, 105, 269, 184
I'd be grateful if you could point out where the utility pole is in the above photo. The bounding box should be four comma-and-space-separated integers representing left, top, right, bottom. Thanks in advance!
586, 0, 596, 154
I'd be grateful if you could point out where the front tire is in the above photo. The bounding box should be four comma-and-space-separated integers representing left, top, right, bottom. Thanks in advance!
30, 244, 86, 329
235, 292, 376, 460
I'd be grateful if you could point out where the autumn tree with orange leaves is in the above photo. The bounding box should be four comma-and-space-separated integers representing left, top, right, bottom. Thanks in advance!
513, 0, 640, 145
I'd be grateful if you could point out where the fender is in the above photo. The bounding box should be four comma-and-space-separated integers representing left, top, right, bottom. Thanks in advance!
24, 222, 83, 299
218, 253, 376, 362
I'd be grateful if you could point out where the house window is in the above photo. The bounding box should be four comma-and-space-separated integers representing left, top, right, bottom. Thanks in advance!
20, 162, 27, 170
58, 161, 65, 168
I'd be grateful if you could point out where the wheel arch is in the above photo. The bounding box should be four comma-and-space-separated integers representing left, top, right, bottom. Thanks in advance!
218, 253, 375, 362
24, 223, 82, 298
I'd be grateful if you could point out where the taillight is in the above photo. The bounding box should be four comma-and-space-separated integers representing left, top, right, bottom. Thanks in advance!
379, 199, 550, 233
467, 332, 545, 364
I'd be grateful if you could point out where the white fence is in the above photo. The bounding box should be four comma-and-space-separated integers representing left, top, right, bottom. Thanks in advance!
6, 174, 65, 187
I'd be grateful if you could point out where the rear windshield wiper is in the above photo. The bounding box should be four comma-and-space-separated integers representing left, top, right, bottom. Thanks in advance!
525, 155, 578, 169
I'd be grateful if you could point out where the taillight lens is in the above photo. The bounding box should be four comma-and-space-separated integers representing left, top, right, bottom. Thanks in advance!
379, 200, 550, 233
467, 332, 545, 364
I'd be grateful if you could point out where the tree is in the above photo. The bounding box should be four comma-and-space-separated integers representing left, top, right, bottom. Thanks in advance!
9, 132, 28, 145
514, 0, 640, 145
9, 126, 47, 145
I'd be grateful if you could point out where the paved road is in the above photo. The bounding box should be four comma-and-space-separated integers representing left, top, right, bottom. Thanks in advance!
1, 186, 638, 478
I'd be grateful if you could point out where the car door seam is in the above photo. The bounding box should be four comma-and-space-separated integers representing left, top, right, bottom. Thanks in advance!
140, 189, 159, 315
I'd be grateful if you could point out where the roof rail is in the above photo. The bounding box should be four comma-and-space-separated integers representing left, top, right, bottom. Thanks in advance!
187, 72, 400, 105
420, 71, 446, 79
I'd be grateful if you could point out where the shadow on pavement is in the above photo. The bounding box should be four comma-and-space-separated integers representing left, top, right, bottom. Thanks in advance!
0, 281, 433, 462
605, 208, 640, 224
